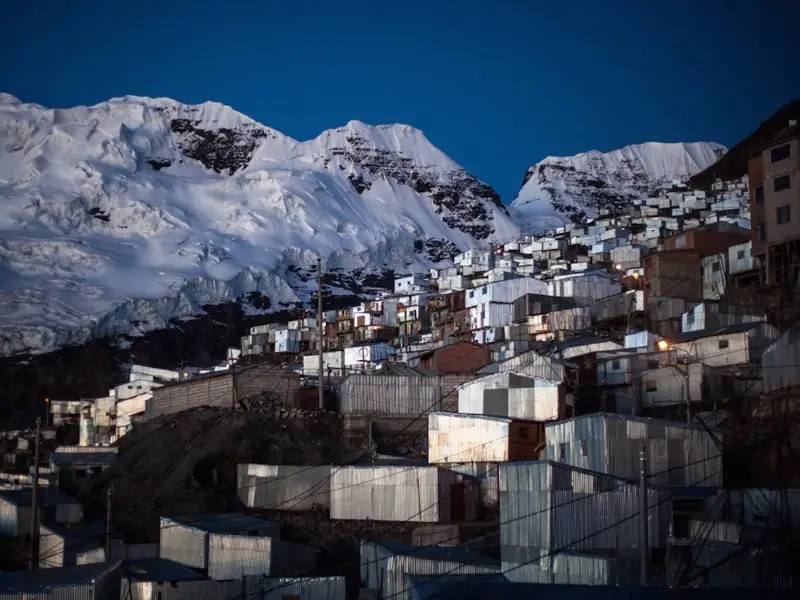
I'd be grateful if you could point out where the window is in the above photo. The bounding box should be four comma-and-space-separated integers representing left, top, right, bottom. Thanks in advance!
481, 286, 487, 295
777, 205, 791, 225
755, 185, 764, 204
757, 223, 766, 241
774, 175, 791, 192
468, 291, 474, 299
770, 143, 791, 163
718, 339, 729, 349
712, 262, 721, 273
579, 439, 588, 457
737, 249, 745, 260
645, 380, 657, 392
559, 443, 568, 461
687, 311, 695, 324
518, 426, 529, 439
611, 359, 620, 370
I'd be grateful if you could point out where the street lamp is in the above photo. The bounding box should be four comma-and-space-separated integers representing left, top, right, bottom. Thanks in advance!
44, 397, 49, 428
655, 340, 693, 423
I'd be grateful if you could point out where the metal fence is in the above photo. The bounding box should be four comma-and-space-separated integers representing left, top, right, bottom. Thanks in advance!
237, 464, 331, 510
338, 375, 472, 415
146, 365, 301, 419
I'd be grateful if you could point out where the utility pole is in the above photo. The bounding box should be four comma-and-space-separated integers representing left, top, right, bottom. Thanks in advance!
317, 258, 324, 410
639, 444, 649, 587
105, 484, 113, 559
28, 417, 41, 571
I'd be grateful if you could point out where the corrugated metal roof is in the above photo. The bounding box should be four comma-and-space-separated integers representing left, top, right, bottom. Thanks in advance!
0, 488, 81, 507
124, 558, 205, 582
162, 512, 278, 534
0, 561, 121, 592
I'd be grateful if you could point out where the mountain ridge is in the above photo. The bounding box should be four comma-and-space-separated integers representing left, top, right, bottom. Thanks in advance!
0, 93, 517, 356
510, 140, 726, 233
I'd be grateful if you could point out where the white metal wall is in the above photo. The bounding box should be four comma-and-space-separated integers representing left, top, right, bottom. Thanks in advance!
428, 413, 511, 463
544, 414, 722, 487
237, 464, 331, 510
330, 466, 441, 522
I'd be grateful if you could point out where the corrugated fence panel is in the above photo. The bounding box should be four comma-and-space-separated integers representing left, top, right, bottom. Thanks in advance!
238, 464, 331, 510
242, 577, 346, 600
330, 466, 440, 522
338, 376, 441, 415
208, 534, 272, 580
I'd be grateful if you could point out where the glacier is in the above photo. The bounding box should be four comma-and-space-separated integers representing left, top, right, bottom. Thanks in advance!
510, 141, 727, 234
0, 94, 518, 356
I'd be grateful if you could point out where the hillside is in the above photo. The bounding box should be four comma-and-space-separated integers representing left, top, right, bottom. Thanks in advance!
689, 99, 800, 189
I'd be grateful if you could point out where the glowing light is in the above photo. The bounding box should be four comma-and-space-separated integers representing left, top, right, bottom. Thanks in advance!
614, 264, 623, 270
656, 339, 670, 351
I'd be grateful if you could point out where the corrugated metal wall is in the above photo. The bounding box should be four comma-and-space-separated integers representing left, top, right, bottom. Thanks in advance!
147, 374, 234, 419
330, 466, 442, 522
544, 414, 722, 487
761, 323, 800, 392
207, 533, 274, 580
338, 375, 472, 415
428, 413, 511, 463
361, 541, 499, 600
159, 518, 208, 569
242, 576, 346, 600
0, 498, 19, 537
496, 351, 566, 382
237, 464, 331, 510
147, 365, 301, 419
500, 461, 669, 586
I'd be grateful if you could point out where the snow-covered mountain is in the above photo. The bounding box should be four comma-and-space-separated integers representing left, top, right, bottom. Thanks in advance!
0, 94, 518, 356
510, 142, 727, 233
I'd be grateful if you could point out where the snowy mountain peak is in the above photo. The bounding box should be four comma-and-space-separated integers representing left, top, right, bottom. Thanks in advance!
511, 140, 726, 233
0, 94, 517, 356
0, 93, 21, 106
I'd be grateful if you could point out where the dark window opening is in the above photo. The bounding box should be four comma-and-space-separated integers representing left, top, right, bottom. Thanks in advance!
774, 175, 791, 193
712, 262, 721, 273
755, 185, 764, 204
718, 339, 729, 349
611, 359, 620, 370
737, 250, 745, 260
645, 380, 657, 392
518, 426, 529, 439
777, 205, 791, 225
757, 223, 766, 241
770, 143, 791, 163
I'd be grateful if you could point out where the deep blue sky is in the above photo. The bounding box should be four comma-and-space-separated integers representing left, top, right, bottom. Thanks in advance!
2, 0, 798, 202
